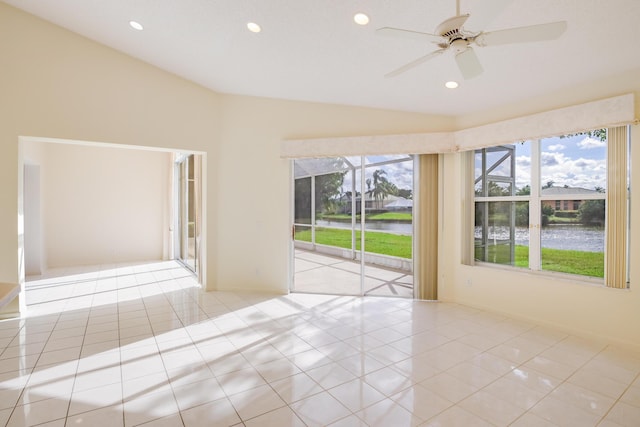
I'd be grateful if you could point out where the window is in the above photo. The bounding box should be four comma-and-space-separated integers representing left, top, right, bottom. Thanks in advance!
474, 129, 628, 282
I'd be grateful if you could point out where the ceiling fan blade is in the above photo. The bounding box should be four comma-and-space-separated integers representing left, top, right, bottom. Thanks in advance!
464, 0, 513, 32
376, 27, 444, 44
475, 21, 568, 47
385, 49, 447, 78
455, 47, 483, 79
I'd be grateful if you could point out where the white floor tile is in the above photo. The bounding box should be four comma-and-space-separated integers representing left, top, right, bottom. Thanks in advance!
0, 260, 635, 427
391, 383, 452, 421
445, 361, 502, 389
419, 372, 478, 403
7, 397, 70, 427
68, 382, 123, 415
421, 405, 494, 427
0, 408, 12, 426
391, 355, 441, 383
227, 383, 286, 421
550, 382, 616, 416
73, 366, 121, 392
620, 384, 640, 407
327, 378, 386, 412
171, 377, 225, 411
244, 405, 306, 427
604, 401, 640, 426
306, 362, 357, 389
530, 395, 601, 426
122, 371, 171, 400
253, 357, 301, 383
483, 376, 546, 410
286, 348, 332, 370
136, 412, 183, 427
180, 397, 241, 427
509, 412, 559, 427
327, 414, 369, 427
355, 397, 422, 427
364, 366, 413, 396
270, 372, 324, 404
459, 389, 526, 426
123, 388, 179, 427
216, 366, 267, 396
121, 354, 166, 381
290, 391, 351, 427
522, 355, 577, 381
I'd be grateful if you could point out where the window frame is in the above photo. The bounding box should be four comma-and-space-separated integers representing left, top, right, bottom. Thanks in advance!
473, 135, 609, 281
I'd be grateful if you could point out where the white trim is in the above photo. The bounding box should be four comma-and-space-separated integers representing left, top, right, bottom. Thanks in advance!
21, 136, 207, 155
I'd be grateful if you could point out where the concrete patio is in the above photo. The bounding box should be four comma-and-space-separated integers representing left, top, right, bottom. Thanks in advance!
294, 249, 413, 298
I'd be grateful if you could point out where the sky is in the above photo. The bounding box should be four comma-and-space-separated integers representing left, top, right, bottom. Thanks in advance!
481, 134, 608, 192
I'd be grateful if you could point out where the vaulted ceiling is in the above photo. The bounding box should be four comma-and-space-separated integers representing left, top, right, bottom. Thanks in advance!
4, 0, 640, 115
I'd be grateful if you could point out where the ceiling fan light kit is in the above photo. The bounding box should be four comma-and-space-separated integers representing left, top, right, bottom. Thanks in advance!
377, 0, 567, 80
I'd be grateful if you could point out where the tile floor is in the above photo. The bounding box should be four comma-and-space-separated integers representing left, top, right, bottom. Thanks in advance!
0, 260, 638, 426
294, 250, 414, 298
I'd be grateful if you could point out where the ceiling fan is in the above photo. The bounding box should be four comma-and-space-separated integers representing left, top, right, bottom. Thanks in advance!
377, 0, 567, 79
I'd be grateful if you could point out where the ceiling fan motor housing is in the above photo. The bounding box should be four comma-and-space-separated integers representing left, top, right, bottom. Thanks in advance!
435, 14, 470, 38
435, 14, 471, 52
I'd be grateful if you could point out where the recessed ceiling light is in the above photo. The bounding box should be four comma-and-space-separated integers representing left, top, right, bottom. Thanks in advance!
247, 22, 261, 33
445, 81, 459, 89
354, 13, 370, 26
129, 20, 144, 31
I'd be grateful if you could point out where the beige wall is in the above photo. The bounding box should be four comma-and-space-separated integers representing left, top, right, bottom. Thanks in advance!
442, 75, 640, 347
23, 141, 171, 269
0, 3, 222, 310
2, 2, 639, 347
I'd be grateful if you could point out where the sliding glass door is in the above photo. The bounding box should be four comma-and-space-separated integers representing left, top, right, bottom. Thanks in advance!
362, 156, 414, 297
176, 154, 199, 274
292, 155, 414, 297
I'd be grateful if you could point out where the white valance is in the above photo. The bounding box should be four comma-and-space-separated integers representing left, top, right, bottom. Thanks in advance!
455, 94, 636, 151
280, 94, 635, 158
280, 132, 454, 159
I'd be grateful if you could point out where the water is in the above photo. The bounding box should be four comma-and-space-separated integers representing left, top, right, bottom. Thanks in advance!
315, 220, 411, 235
475, 224, 604, 252
316, 220, 604, 252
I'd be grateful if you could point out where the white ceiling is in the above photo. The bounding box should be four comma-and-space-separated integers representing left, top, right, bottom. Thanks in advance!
5, 0, 640, 116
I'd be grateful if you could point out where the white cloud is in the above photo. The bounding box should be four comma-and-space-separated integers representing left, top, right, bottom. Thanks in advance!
510, 150, 606, 190
547, 144, 565, 151
541, 151, 563, 166
541, 155, 606, 190
577, 136, 606, 150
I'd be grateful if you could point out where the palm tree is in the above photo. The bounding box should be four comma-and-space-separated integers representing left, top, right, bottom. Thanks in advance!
371, 170, 396, 209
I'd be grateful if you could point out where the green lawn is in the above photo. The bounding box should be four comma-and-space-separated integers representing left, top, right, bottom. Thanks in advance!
295, 227, 412, 259
367, 212, 412, 221
476, 244, 604, 277
299, 226, 603, 277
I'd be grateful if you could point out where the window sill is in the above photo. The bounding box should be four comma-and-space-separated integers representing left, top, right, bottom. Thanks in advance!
470, 261, 617, 289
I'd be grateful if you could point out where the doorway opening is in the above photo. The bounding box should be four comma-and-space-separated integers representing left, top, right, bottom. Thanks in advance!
292, 155, 415, 297
18, 137, 207, 311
